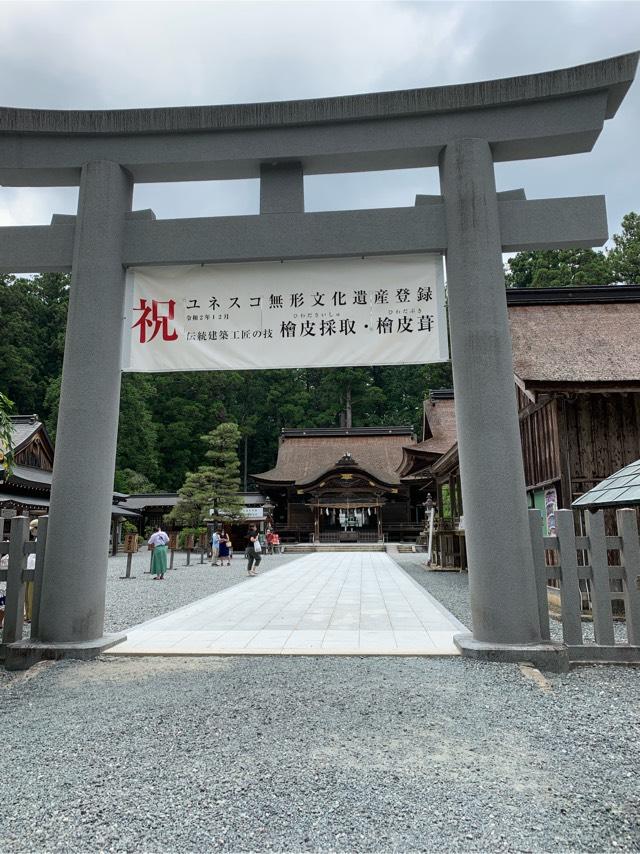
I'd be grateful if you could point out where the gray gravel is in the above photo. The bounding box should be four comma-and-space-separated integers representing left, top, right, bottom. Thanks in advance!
1, 552, 638, 853
1, 652, 638, 853
104, 550, 301, 634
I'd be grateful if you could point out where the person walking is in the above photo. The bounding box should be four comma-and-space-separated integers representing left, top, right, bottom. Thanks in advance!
210, 528, 220, 566
245, 526, 262, 576
148, 526, 169, 580
218, 530, 231, 566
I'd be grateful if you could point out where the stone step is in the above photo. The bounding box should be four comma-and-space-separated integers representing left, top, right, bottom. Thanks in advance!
283, 544, 386, 553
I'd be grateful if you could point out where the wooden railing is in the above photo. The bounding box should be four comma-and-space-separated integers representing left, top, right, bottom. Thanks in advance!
0, 515, 48, 650
529, 508, 640, 662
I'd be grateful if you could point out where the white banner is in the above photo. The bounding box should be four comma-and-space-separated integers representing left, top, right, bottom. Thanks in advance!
122, 255, 448, 373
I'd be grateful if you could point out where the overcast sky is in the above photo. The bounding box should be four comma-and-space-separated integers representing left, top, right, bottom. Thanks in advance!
1, 0, 639, 248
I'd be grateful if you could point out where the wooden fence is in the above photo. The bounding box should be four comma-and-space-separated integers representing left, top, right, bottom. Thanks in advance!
529, 508, 640, 663
0, 515, 48, 652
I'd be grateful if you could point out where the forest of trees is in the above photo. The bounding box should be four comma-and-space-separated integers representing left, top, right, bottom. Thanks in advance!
1, 212, 638, 493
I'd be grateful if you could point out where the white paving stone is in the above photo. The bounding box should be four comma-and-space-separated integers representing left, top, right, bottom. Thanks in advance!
107, 552, 466, 656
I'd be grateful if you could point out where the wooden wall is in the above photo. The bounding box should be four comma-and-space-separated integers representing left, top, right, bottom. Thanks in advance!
518, 391, 640, 507
519, 398, 561, 492
563, 393, 640, 501
14, 430, 54, 471
287, 502, 313, 527
381, 500, 411, 524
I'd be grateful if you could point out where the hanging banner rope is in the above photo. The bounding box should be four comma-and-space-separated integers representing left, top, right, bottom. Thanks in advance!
122, 255, 448, 373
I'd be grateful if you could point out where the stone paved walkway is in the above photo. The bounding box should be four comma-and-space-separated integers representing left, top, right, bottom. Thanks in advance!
107, 552, 466, 656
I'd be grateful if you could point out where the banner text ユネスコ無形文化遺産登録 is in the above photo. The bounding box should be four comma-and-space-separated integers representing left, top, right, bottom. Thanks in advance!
121, 255, 448, 373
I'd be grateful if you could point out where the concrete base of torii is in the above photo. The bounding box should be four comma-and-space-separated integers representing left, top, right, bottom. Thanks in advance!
454, 634, 570, 673
3, 634, 126, 671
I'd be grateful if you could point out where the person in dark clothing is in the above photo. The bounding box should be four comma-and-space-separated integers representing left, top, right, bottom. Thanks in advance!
245, 525, 262, 576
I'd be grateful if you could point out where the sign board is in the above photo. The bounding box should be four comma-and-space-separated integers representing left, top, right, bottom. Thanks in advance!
169, 532, 178, 550
242, 507, 264, 519
122, 255, 448, 372
124, 533, 139, 554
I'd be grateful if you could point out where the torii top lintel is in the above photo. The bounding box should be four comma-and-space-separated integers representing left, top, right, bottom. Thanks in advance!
0, 52, 637, 186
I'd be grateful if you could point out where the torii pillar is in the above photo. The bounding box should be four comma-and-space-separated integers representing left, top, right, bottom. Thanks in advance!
440, 139, 543, 652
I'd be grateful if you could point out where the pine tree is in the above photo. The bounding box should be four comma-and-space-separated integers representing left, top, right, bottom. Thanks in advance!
167, 422, 244, 527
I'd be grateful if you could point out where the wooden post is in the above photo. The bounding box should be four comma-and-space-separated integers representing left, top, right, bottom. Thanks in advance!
110, 518, 118, 556
528, 509, 551, 641
584, 510, 615, 645
616, 508, 640, 646
169, 533, 177, 570
313, 506, 320, 544
120, 532, 138, 579
3, 515, 28, 645
555, 509, 583, 645
30, 515, 48, 637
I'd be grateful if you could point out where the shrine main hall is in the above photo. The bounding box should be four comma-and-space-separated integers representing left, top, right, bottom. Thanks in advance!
252, 411, 454, 543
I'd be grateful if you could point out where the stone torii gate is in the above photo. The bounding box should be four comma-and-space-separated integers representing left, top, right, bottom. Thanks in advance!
0, 52, 637, 668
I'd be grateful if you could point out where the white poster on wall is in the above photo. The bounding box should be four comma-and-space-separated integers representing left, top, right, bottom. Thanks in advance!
122, 255, 448, 373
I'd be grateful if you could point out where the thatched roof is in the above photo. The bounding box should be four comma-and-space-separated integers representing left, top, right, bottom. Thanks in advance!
397, 393, 457, 478
254, 427, 415, 487
509, 302, 640, 389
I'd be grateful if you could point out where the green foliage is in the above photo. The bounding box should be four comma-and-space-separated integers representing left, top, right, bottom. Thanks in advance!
116, 375, 160, 485
440, 484, 452, 518
176, 526, 206, 548
608, 212, 640, 284
0, 274, 69, 414
0, 391, 15, 476
167, 422, 243, 527
505, 248, 612, 289
114, 468, 157, 494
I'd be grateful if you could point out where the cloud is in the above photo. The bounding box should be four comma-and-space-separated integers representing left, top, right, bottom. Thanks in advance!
0, 1, 638, 236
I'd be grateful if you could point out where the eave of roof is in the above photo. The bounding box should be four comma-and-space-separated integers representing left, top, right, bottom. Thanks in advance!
5, 464, 52, 489
118, 493, 179, 510
296, 462, 400, 490
430, 443, 460, 476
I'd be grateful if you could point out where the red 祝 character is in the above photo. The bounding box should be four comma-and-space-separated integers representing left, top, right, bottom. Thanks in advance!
132, 298, 179, 343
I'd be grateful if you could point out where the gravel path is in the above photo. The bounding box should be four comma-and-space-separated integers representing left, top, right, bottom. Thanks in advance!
104, 550, 300, 634
0, 553, 638, 853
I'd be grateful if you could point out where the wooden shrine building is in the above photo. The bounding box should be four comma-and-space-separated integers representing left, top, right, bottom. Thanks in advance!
0, 414, 140, 550
253, 426, 423, 542
413, 285, 640, 566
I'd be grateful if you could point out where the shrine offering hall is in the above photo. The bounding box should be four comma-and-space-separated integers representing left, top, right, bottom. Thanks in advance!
253, 426, 430, 543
